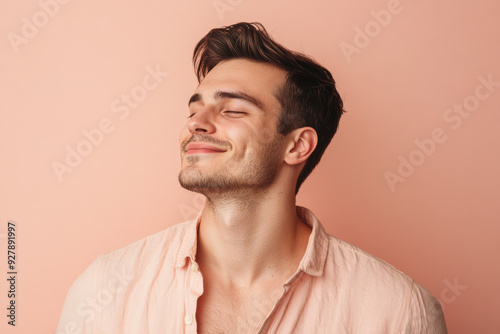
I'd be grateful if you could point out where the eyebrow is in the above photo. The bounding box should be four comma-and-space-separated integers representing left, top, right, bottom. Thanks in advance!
188, 90, 265, 110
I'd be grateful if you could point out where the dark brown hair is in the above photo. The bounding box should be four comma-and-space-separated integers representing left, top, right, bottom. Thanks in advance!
193, 22, 344, 193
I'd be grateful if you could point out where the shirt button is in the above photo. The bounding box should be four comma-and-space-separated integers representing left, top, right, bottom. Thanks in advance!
184, 314, 194, 325
191, 263, 199, 272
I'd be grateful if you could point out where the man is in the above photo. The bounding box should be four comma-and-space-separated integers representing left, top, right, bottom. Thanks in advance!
57, 22, 447, 333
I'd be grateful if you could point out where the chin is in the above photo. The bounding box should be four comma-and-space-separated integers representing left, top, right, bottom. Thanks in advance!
179, 169, 215, 192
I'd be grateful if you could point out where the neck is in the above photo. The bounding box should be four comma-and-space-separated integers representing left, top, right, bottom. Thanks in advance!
196, 186, 311, 289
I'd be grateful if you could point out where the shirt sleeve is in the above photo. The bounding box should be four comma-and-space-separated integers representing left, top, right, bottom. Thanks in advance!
56, 255, 103, 334
401, 282, 448, 334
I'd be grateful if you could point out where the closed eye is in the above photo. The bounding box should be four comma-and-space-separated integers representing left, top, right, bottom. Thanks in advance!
224, 111, 246, 116
187, 111, 246, 119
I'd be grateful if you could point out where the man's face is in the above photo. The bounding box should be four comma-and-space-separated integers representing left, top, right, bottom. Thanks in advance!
178, 59, 288, 194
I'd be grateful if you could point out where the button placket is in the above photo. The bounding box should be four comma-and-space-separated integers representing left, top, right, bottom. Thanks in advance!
184, 314, 194, 325
184, 260, 203, 333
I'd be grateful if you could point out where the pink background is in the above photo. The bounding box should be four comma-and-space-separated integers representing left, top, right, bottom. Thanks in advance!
1, 0, 499, 333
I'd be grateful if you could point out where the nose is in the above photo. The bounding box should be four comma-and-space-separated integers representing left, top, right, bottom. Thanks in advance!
187, 109, 216, 134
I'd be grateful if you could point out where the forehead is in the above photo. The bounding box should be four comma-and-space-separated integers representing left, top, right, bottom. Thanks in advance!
195, 59, 287, 108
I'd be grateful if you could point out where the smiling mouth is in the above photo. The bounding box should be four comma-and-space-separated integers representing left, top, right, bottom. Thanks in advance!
185, 143, 227, 154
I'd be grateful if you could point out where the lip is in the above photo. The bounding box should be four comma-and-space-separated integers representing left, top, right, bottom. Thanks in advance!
185, 142, 227, 154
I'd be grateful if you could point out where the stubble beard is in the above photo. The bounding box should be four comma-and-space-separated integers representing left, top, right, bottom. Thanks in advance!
178, 135, 284, 197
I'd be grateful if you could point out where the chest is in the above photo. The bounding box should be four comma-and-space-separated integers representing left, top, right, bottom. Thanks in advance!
196, 284, 282, 334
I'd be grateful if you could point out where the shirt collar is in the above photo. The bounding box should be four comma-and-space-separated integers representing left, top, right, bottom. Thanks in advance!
295, 206, 329, 277
175, 206, 329, 277
175, 209, 202, 269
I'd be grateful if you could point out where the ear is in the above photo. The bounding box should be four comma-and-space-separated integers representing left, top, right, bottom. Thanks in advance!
284, 127, 318, 166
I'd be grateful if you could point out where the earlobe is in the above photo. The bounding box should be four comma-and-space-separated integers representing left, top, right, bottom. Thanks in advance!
284, 127, 318, 166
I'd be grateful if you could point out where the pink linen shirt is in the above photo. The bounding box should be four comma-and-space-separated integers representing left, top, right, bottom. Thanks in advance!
57, 206, 447, 333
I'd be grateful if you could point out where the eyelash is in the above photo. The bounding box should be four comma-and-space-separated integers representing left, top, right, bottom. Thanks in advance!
224, 111, 245, 116
187, 111, 245, 118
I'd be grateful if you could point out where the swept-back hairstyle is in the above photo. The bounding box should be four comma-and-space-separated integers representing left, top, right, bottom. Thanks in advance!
193, 22, 344, 193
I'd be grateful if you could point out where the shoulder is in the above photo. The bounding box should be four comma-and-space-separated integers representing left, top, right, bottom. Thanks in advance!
323, 235, 447, 332
324, 234, 415, 307
324, 233, 422, 300
57, 221, 194, 333
97, 220, 193, 272
326, 234, 411, 284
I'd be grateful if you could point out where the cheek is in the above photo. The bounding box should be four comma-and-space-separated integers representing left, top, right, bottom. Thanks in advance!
224, 125, 250, 156
228, 122, 273, 151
